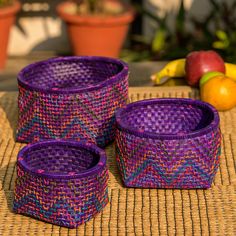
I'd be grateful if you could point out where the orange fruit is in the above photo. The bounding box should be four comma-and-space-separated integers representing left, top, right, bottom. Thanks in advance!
199, 71, 224, 87
200, 75, 236, 111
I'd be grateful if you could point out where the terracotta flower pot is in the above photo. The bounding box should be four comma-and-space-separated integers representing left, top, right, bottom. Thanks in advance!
0, 1, 21, 70
57, 1, 134, 58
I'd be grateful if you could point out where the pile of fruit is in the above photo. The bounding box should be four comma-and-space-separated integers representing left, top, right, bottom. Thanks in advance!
151, 50, 236, 111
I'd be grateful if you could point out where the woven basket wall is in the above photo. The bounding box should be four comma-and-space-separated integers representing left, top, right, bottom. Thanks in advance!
115, 98, 221, 189
13, 140, 109, 228
16, 56, 129, 147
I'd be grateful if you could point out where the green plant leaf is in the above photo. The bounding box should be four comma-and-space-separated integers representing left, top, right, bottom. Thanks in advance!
176, 0, 185, 34
216, 30, 228, 41
152, 28, 166, 52
131, 34, 150, 45
120, 50, 151, 62
212, 41, 228, 49
209, 0, 220, 10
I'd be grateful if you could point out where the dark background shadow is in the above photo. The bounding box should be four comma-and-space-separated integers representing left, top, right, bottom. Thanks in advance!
105, 143, 124, 188
0, 162, 16, 211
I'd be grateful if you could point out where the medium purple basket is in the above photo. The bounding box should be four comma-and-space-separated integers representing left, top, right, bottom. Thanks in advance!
13, 140, 109, 228
16, 56, 129, 147
115, 98, 221, 189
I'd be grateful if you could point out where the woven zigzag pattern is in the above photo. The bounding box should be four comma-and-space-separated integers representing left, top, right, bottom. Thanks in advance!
14, 164, 109, 228
17, 77, 128, 146
14, 191, 108, 226
116, 128, 221, 189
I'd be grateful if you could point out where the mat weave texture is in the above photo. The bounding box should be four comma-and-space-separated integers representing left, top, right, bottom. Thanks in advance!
0, 87, 235, 236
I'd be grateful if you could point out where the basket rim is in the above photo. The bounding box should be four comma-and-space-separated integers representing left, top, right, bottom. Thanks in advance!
17, 56, 129, 94
115, 98, 220, 140
17, 140, 107, 179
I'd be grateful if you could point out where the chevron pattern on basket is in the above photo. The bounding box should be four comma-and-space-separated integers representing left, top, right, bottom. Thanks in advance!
116, 128, 221, 189
17, 78, 128, 146
13, 164, 109, 228
14, 191, 108, 227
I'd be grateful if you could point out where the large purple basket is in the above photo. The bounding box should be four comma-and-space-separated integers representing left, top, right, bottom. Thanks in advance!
13, 140, 109, 228
115, 98, 221, 189
16, 56, 129, 147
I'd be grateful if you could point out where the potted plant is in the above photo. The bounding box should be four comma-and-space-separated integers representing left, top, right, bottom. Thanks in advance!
57, 0, 134, 58
0, 0, 21, 69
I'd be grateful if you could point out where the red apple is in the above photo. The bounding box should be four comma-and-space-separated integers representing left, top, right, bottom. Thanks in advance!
185, 50, 225, 86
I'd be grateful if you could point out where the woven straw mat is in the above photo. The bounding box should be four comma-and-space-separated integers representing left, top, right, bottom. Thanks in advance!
0, 87, 235, 236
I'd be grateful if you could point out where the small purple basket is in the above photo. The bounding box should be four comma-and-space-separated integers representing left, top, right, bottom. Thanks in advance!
115, 98, 221, 189
13, 140, 109, 228
16, 56, 129, 147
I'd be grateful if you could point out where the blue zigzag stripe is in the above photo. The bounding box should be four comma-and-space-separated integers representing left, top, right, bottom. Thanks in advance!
124, 158, 166, 183
17, 116, 56, 138
61, 117, 97, 139
14, 191, 107, 221
125, 158, 211, 184
17, 116, 97, 140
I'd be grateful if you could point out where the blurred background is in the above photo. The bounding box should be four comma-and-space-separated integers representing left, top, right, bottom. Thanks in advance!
7, 0, 236, 61
1, 0, 236, 88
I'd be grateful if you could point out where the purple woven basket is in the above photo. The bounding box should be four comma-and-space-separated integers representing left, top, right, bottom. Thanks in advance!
16, 56, 129, 147
13, 140, 109, 228
115, 98, 221, 189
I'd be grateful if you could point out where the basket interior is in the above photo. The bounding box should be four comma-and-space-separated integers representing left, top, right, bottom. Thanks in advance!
20, 59, 124, 90
22, 144, 100, 175
120, 102, 215, 135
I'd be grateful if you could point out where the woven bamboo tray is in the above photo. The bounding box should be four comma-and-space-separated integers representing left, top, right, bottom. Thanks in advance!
0, 87, 235, 235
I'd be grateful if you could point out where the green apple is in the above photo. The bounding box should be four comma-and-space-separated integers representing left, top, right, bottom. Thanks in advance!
199, 71, 225, 87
